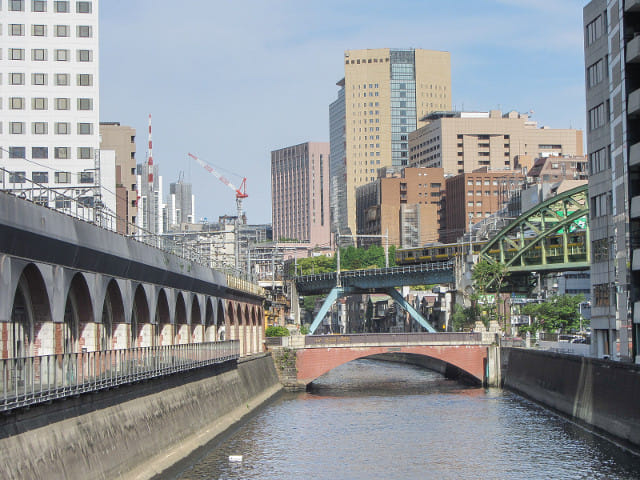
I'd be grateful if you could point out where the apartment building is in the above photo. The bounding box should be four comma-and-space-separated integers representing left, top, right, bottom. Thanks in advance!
356, 167, 445, 248
0, 0, 109, 213
271, 142, 330, 247
408, 110, 583, 175
329, 48, 451, 238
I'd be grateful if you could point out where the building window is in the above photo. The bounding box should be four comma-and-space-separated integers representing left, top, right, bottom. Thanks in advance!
78, 147, 93, 159
77, 74, 93, 86
55, 73, 70, 85
77, 122, 93, 135
9, 147, 26, 159
55, 122, 70, 134
10, 97, 25, 110
32, 48, 47, 61
31, 146, 48, 159
55, 1, 70, 12
10, 122, 25, 135
32, 24, 47, 36
588, 103, 605, 131
593, 283, 611, 306
55, 98, 70, 110
55, 197, 72, 209
32, 0, 47, 11
32, 73, 47, 85
55, 25, 70, 37
32, 122, 48, 135
55, 171, 71, 183
591, 192, 612, 218
32, 97, 48, 110
55, 49, 70, 61
55, 147, 70, 159
77, 49, 92, 62
10, 24, 25, 36
586, 15, 603, 46
76, 1, 92, 12
77, 98, 93, 110
9, 48, 25, 60
587, 59, 604, 88
589, 147, 610, 174
9, 172, 26, 183
32, 171, 49, 183
10, 0, 25, 11
78, 171, 94, 183
77, 25, 92, 37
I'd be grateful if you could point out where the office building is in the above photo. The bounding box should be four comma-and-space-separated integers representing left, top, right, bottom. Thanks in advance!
167, 179, 195, 228
443, 169, 525, 243
330, 48, 451, 237
408, 110, 583, 175
136, 163, 163, 235
584, 0, 637, 361
271, 142, 331, 248
356, 167, 444, 247
100, 122, 137, 234
0, 0, 108, 214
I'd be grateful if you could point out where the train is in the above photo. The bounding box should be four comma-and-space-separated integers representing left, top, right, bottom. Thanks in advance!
395, 230, 588, 266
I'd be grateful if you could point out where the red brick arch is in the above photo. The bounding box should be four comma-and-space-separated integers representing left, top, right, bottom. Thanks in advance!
296, 345, 487, 385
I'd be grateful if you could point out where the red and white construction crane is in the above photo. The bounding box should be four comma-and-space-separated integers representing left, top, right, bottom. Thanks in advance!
188, 153, 248, 221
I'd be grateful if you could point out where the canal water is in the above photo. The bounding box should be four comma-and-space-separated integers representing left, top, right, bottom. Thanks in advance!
171, 359, 640, 480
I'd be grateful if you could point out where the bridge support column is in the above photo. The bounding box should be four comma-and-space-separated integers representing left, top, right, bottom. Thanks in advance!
384, 288, 436, 333
308, 287, 342, 335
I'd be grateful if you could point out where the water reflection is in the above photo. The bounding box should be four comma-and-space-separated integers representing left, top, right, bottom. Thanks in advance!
172, 359, 640, 480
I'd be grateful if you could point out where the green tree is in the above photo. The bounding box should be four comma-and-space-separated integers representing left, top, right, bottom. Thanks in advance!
265, 325, 290, 337
520, 294, 584, 334
472, 260, 510, 327
451, 303, 481, 332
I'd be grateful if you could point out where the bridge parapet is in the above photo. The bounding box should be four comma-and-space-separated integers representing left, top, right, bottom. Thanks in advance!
304, 332, 491, 348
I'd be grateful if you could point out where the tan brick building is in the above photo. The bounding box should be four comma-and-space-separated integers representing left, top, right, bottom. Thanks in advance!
356, 167, 445, 247
443, 169, 525, 243
408, 110, 583, 175
330, 48, 451, 239
100, 122, 137, 234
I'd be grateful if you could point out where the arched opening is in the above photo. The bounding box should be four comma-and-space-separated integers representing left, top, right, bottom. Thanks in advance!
190, 296, 202, 343
155, 289, 172, 346
217, 300, 226, 341
204, 298, 215, 342
100, 280, 125, 351
175, 293, 188, 344
227, 301, 237, 344
7, 264, 52, 359
251, 307, 258, 353
62, 273, 94, 354
131, 285, 150, 349
244, 305, 251, 355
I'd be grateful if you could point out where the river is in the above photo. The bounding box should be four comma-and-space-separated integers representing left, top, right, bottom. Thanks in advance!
170, 358, 640, 480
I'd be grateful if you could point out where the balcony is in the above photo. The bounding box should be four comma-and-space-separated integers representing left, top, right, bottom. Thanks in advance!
628, 88, 640, 117
630, 142, 640, 167
626, 0, 640, 12
632, 196, 640, 218
633, 248, 640, 270
628, 35, 640, 63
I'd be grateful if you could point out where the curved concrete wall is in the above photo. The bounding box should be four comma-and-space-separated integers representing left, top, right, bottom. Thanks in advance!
504, 348, 640, 449
0, 354, 282, 480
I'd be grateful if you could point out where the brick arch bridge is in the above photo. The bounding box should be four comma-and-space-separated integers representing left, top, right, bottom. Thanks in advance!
295, 333, 492, 386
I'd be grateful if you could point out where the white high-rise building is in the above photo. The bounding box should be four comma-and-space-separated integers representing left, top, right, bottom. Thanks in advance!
0, 0, 109, 214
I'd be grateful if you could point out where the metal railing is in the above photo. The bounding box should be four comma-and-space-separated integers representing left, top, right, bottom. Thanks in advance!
0, 340, 239, 412
295, 261, 454, 284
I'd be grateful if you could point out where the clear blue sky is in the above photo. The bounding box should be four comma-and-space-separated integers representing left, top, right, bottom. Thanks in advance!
100, 0, 587, 224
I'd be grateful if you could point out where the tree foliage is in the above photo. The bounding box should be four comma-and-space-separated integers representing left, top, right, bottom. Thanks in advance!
292, 245, 396, 276
265, 326, 290, 337
471, 260, 510, 327
520, 294, 585, 334
451, 303, 481, 332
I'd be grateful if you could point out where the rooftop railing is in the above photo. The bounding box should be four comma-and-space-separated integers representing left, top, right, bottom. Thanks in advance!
0, 341, 239, 412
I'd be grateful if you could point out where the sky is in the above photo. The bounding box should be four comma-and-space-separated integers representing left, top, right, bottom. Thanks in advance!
100, 0, 588, 225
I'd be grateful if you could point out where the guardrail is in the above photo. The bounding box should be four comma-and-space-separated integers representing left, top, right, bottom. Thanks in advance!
0, 341, 239, 412
304, 332, 483, 346
295, 261, 454, 284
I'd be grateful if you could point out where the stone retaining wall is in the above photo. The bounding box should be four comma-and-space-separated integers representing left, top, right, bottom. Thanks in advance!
0, 354, 282, 479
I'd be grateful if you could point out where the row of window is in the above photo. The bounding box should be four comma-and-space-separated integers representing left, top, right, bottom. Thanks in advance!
467, 190, 500, 196
4, 96, 94, 110
589, 146, 610, 174
587, 57, 606, 89
5, 121, 95, 134
588, 102, 607, 131
591, 191, 612, 218
6, 170, 94, 184
5, 47, 93, 62
6, 24, 93, 39
4, 0, 92, 13
585, 11, 606, 47
5, 72, 94, 85
6, 145, 93, 159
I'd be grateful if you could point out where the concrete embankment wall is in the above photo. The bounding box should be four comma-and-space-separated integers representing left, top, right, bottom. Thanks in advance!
503, 348, 640, 449
0, 354, 282, 480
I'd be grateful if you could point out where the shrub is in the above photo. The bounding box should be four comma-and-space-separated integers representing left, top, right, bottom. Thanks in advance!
265, 326, 290, 337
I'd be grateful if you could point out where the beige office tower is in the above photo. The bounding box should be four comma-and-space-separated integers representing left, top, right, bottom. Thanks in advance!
408, 110, 583, 175
330, 48, 451, 238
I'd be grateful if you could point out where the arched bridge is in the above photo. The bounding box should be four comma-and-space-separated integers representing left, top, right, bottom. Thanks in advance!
295, 332, 492, 386
295, 262, 454, 334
